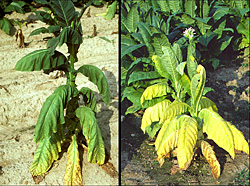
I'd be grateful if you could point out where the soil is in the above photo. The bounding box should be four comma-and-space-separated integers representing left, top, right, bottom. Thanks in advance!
0, 5, 118, 185
121, 56, 249, 185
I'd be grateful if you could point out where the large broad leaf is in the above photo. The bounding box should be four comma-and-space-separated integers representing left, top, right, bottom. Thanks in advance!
157, 0, 170, 13
4, 2, 24, 13
76, 107, 105, 165
156, 115, 191, 151
199, 109, 235, 159
77, 65, 110, 106
184, 0, 196, 18
64, 135, 82, 185
51, 0, 76, 27
121, 44, 145, 59
34, 85, 78, 143
58, 27, 83, 46
226, 122, 249, 155
124, 3, 139, 33
152, 55, 171, 80
140, 83, 173, 105
201, 140, 220, 179
157, 130, 180, 166
198, 32, 217, 47
151, 33, 171, 56
128, 71, 161, 85
177, 117, 198, 169
14, 49, 68, 71
179, 73, 191, 96
191, 65, 206, 116
122, 86, 143, 107
141, 99, 172, 133
104, 1, 118, 20
168, 0, 180, 13
79, 87, 97, 113
30, 134, 63, 176
0, 18, 12, 35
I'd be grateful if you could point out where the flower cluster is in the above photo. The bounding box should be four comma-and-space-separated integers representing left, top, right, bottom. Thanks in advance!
183, 27, 196, 40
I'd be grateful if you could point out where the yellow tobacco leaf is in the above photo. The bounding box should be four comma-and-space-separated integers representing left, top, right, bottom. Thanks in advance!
198, 97, 218, 112
226, 122, 249, 155
64, 135, 82, 186
140, 83, 172, 106
157, 130, 180, 167
141, 99, 172, 133
199, 109, 235, 159
201, 140, 220, 179
177, 117, 198, 169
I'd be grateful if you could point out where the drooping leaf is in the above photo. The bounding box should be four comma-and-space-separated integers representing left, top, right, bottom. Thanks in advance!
177, 117, 198, 169
140, 83, 173, 105
14, 49, 68, 71
64, 135, 82, 185
201, 140, 220, 179
35, 11, 56, 25
77, 65, 110, 106
198, 97, 218, 112
76, 107, 105, 165
51, 0, 77, 27
34, 85, 78, 143
199, 109, 235, 159
121, 44, 145, 58
226, 122, 249, 155
58, 27, 83, 46
78, 87, 97, 113
30, 134, 63, 176
29, 27, 49, 37
157, 130, 180, 166
141, 99, 172, 133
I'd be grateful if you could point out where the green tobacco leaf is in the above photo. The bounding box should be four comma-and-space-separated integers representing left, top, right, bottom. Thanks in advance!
152, 55, 171, 80
198, 32, 217, 47
186, 43, 197, 79
202, 87, 214, 96
64, 135, 82, 185
140, 83, 173, 105
196, 18, 212, 35
125, 3, 139, 33
4, 2, 24, 13
157, 0, 170, 13
176, 62, 186, 76
104, 1, 118, 20
51, 0, 76, 27
35, 11, 55, 25
34, 85, 78, 143
121, 44, 145, 58
184, 0, 196, 18
29, 27, 49, 37
30, 134, 63, 176
181, 14, 195, 24
76, 107, 105, 165
168, 0, 180, 13
145, 122, 161, 138
179, 73, 191, 96
0, 18, 12, 35
199, 109, 235, 159
151, 33, 171, 56
198, 97, 218, 112
48, 25, 61, 34
142, 96, 168, 109
122, 86, 143, 107
77, 65, 110, 106
219, 36, 233, 52
172, 43, 182, 64
128, 71, 161, 85
79, 87, 97, 113
125, 104, 141, 115
58, 27, 83, 46
15, 49, 68, 71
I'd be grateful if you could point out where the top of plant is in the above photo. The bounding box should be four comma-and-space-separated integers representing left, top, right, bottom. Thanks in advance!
183, 27, 196, 41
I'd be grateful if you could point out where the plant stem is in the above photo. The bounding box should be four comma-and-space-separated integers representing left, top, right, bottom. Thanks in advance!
69, 44, 76, 87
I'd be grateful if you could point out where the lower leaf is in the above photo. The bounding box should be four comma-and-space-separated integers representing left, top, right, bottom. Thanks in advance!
64, 135, 82, 186
201, 140, 220, 179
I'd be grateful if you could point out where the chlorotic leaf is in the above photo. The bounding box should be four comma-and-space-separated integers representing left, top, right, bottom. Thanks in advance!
15, 49, 68, 71
201, 140, 221, 179
141, 99, 172, 133
177, 117, 198, 169
179, 73, 191, 96
77, 65, 110, 106
64, 135, 82, 185
157, 130, 180, 166
199, 109, 235, 159
140, 83, 173, 106
30, 134, 63, 176
152, 55, 171, 80
226, 122, 249, 155
76, 107, 105, 165
198, 97, 218, 112
34, 85, 78, 143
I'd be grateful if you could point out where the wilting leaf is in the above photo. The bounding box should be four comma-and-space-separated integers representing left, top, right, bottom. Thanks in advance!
77, 65, 110, 106
141, 99, 172, 133
64, 135, 82, 185
226, 122, 249, 155
199, 109, 235, 159
30, 134, 63, 176
34, 85, 78, 143
140, 83, 173, 105
201, 140, 220, 179
177, 117, 198, 169
78, 87, 97, 113
76, 107, 105, 165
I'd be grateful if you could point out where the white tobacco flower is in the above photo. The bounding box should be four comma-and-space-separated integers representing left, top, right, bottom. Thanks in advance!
183, 27, 196, 40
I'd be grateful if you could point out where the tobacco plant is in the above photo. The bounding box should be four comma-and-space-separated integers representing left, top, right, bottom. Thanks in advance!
140, 29, 249, 179
15, 0, 110, 185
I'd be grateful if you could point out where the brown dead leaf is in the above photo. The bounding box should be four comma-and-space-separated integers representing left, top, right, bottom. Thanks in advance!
101, 162, 118, 178
170, 165, 181, 175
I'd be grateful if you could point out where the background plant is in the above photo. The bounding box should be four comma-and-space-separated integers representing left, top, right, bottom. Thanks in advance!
14, 0, 110, 185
